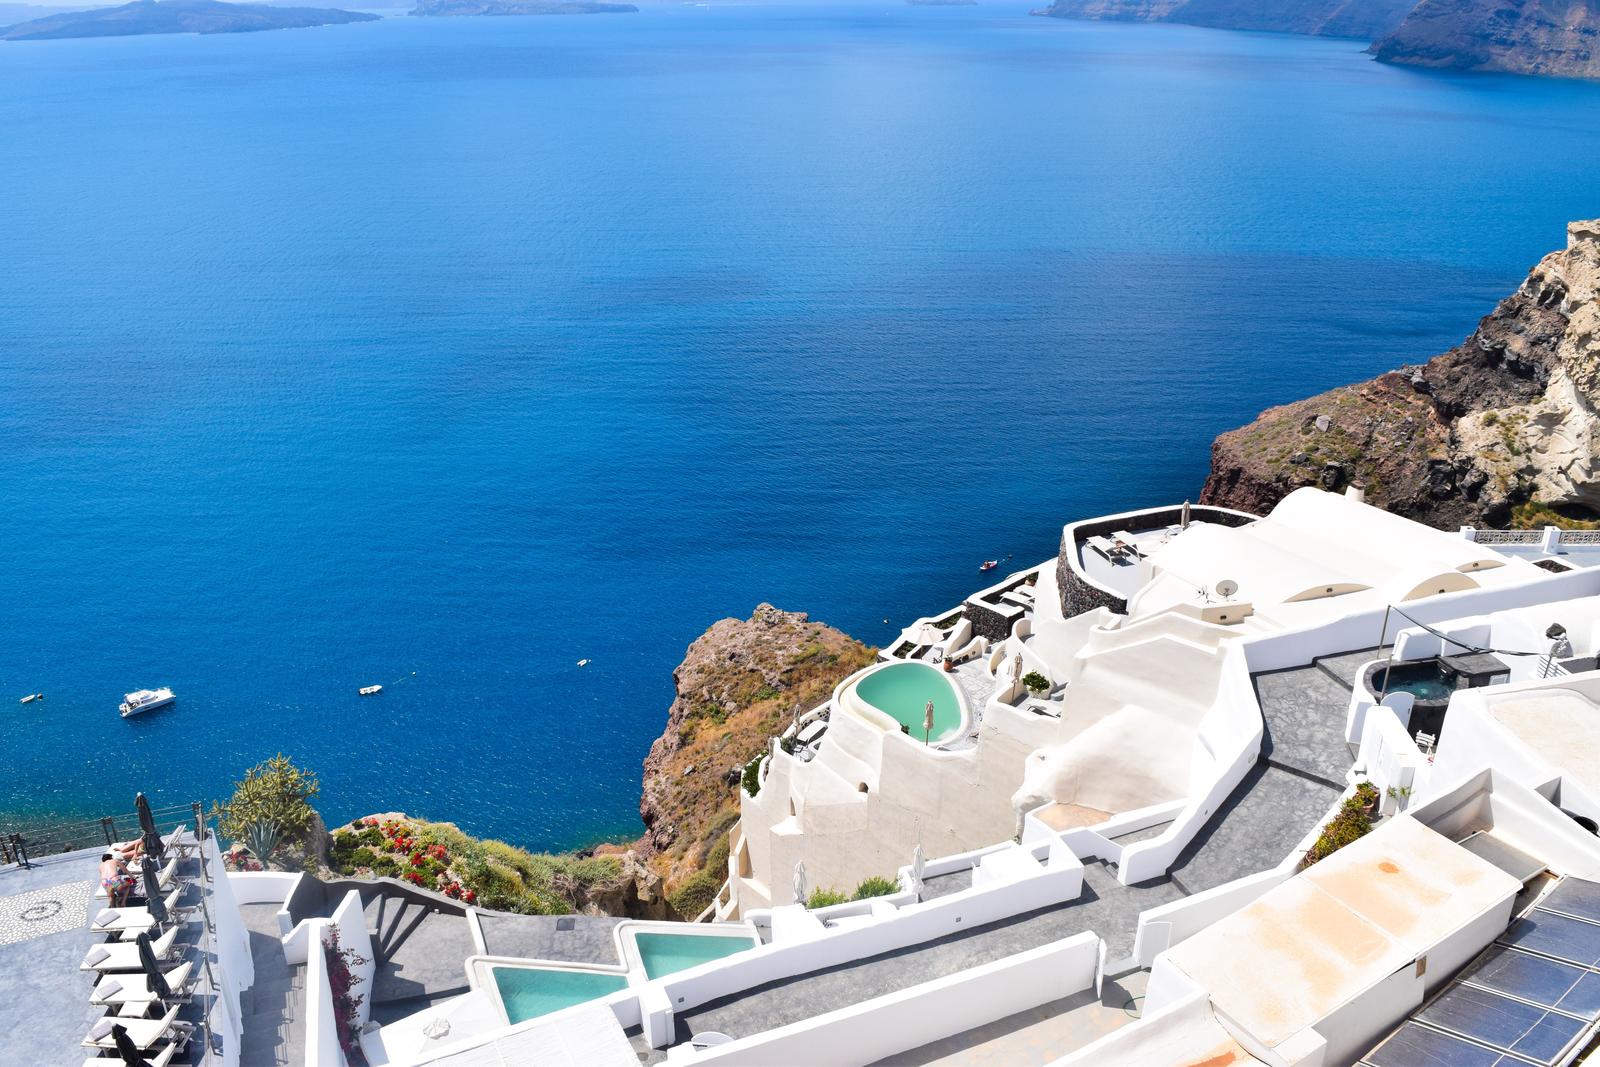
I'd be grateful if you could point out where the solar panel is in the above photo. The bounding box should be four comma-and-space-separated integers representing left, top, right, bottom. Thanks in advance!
1416, 980, 1588, 1065
1500, 909, 1600, 968
1463, 946, 1599, 1018
1541, 879, 1600, 925
1362, 1021, 1509, 1067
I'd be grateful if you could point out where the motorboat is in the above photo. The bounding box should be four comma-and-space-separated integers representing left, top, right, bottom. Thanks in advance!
19, 693, 42, 704
577, 659, 590, 667
120, 688, 175, 718
359, 685, 383, 696
979, 560, 999, 572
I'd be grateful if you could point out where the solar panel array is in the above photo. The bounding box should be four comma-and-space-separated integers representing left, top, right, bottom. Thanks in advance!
1361, 878, 1600, 1067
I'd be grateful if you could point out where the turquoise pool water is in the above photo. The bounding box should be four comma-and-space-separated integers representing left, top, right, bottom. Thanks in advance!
854, 662, 962, 743
633, 932, 757, 980
491, 967, 628, 1024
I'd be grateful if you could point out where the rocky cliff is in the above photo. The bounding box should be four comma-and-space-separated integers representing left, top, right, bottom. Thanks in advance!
1371, 0, 1600, 78
1037, 0, 1418, 40
1201, 220, 1600, 528
1, 0, 377, 40
637, 604, 876, 917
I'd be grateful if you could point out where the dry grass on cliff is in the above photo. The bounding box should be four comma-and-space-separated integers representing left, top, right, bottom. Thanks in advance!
647, 615, 876, 915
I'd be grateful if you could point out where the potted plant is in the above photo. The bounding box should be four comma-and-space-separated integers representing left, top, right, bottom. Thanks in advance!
1022, 671, 1050, 700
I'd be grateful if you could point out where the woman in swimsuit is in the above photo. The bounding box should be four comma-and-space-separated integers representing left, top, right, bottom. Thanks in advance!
98, 853, 137, 905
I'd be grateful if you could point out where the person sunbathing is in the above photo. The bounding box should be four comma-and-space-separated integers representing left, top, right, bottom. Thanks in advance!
99, 853, 137, 904
109, 837, 146, 862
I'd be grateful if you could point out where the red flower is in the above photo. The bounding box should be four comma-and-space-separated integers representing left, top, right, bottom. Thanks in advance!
444, 882, 461, 898
462, 890, 476, 905
404, 871, 423, 886
410, 852, 424, 867
429, 844, 448, 860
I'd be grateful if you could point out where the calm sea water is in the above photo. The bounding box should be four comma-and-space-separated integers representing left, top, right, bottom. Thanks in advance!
2, 3, 1599, 851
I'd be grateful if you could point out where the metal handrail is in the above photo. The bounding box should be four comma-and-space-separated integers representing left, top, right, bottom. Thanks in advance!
2, 800, 202, 864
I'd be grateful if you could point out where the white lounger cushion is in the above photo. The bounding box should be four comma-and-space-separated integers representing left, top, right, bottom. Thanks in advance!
82, 1004, 180, 1049
81, 927, 179, 971
90, 961, 193, 1005
95, 857, 182, 899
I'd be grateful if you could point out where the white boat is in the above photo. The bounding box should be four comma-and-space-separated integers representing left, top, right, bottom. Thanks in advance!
359, 685, 383, 696
577, 659, 590, 667
19, 693, 42, 704
120, 688, 175, 718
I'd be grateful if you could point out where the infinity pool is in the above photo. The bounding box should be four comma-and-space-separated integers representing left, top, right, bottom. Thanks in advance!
633, 931, 757, 980
852, 661, 963, 743
491, 966, 628, 1024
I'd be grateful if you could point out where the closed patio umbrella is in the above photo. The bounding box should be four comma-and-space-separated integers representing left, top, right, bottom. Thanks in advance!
111, 1023, 154, 1067
135, 793, 164, 865
141, 858, 168, 925
136, 931, 172, 1002
923, 700, 935, 745
792, 861, 807, 907
1181, 500, 1192, 529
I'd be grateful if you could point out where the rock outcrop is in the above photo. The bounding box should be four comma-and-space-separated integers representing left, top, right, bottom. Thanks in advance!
1201, 220, 1600, 528
1371, 0, 1600, 78
637, 604, 875, 915
1, 0, 378, 41
1037, 0, 1418, 41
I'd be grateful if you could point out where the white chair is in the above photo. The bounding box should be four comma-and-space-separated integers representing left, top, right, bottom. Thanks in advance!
81, 1003, 187, 1050
80, 926, 181, 972
90, 887, 185, 938
89, 960, 195, 1006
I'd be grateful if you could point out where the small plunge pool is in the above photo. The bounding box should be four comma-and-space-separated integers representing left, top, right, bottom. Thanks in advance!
490, 966, 629, 1024
633, 931, 757, 980
851, 661, 963, 743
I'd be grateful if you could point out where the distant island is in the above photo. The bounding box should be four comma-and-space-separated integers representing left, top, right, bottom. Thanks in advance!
1036, 0, 1600, 79
0, 0, 379, 39
411, 0, 636, 14
908, 0, 978, 6
1370, 0, 1600, 79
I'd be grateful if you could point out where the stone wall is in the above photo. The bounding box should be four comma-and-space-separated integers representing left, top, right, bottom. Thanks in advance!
966, 601, 1018, 644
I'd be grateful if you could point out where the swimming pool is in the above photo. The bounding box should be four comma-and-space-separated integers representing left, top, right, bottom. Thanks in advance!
632, 931, 757, 980
490, 966, 629, 1024
850, 661, 964, 743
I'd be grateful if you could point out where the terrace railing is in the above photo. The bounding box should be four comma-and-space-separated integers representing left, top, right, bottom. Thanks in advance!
2, 798, 200, 865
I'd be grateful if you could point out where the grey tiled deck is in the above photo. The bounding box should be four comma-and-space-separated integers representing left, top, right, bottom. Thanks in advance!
1164, 762, 1340, 894
475, 911, 624, 965
0, 848, 111, 1066
643, 861, 1179, 1058
917, 869, 972, 901
240, 902, 303, 1067
1252, 666, 1359, 787
364, 895, 477, 1023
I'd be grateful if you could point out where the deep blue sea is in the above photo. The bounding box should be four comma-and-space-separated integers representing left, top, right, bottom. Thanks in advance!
2, 2, 1599, 851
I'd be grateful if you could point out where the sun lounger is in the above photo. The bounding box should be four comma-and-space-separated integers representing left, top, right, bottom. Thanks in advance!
1086, 535, 1118, 561
81, 1004, 186, 1050
81, 1043, 177, 1067
89, 960, 194, 1006
80, 927, 181, 972
90, 887, 185, 937
95, 856, 182, 899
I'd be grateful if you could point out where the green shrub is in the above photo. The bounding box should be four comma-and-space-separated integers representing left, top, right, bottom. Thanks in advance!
369, 854, 401, 878
669, 870, 722, 919
705, 833, 731, 877
1022, 671, 1050, 694
1301, 788, 1377, 869
742, 755, 766, 798
214, 755, 320, 844
806, 887, 849, 909
355, 826, 384, 849
347, 847, 380, 872
852, 876, 899, 900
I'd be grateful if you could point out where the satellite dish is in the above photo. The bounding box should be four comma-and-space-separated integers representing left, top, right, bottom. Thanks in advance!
1215, 579, 1239, 599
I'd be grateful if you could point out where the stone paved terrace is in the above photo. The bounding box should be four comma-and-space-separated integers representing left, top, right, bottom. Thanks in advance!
240, 902, 303, 1067
870, 967, 1150, 1066
475, 912, 624, 965
634, 860, 1183, 1062
1159, 651, 1370, 894
2, 845, 215, 1066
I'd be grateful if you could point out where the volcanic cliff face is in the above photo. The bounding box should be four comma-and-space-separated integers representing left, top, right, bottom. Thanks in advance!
637, 604, 875, 916
1201, 220, 1600, 528
1038, 0, 1418, 40
1371, 0, 1600, 78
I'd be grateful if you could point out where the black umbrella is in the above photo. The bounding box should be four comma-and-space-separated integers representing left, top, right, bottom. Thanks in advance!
135, 793, 164, 865
136, 931, 172, 1002
141, 858, 168, 926
111, 1023, 154, 1067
